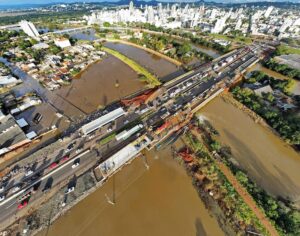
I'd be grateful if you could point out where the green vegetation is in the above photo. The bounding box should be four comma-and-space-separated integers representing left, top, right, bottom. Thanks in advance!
236, 170, 300, 235
99, 133, 116, 146
248, 71, 294, 95
275, 45, 300, 56
197, 120, 300, 236
0, 11, 87, 27
129, 33, 212, 64
264, 59, 300, 81
209, 33, 252, 45
183, 132, 268, 235
280, 38, 300, 48
102, 46, 161, 87
103, 22, 111, 27
0, 30, 22, 43
132, 22, 230, 54
232, 86, 300, 145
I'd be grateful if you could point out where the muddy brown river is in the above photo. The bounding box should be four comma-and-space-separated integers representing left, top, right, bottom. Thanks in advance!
201, 97, 300, 205
39, 141, 224, 236
248, 63, 300, 95
56, 55, 145, 114
104, 42, 184, 82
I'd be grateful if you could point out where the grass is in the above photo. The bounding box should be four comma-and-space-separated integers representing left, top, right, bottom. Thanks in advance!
276, 45, 300, 55
209, 33, 252, 45
102, 46, 161, 87
286, 79, 297, 93
99, 133, 116, 146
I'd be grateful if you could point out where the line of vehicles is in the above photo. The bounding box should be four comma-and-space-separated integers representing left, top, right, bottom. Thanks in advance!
0, 139, 85, 210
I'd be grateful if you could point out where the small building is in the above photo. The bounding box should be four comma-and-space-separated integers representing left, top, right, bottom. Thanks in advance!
253, 85, 273, 96
16, 118, 29, 128
0, 75, 19, 88
81, 107, 126, 136
32, 43, 49, 50
26, 131, 37, 140
54, 38, 71, 48
115, 124, 143, 141
0, 114, 29, 156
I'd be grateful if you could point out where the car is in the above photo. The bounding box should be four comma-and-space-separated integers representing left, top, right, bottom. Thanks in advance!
65, 142, 76, 153
75, 148, 83, 154
72, 162, 80, 169
0, 195, 5, 202
107, 127, 113, 133
17, 200, 28, 210
60, 155, 69, 163
49, 162, 58, 169
25, 170, 33, 177
12, 186, 21, 193
87, 134, 95, 140
65, 187, 75, 194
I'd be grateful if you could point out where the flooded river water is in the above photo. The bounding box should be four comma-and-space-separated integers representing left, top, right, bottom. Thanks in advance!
56, 55, 145, 114
39, 140, 224, 236
104, 42, 184, 82
248, 63, 300, 95
201, 97, 300, 205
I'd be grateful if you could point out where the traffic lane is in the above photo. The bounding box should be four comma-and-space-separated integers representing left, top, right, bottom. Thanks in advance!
0, 150, 98, 225
2, 138, 85, 196
3, 111, 140, 195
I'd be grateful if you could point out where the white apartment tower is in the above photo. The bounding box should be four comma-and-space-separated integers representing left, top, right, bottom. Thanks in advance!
264, 6, 274, 18
129, 1, 134, 14
19, 20, 40, 39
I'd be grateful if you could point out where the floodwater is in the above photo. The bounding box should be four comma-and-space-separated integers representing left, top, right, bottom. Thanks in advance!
191, 43, 221, 59
248, 63, 300, 95
104, 42, 184, 82
69, 29, 98, 41
39, 141, 224, 236
200, 97, 300, 205
56, 55, 145, 114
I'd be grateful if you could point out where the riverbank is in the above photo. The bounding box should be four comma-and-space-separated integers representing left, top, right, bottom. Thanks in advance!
106, 39, 182, 66
181, 130, 271, 236
102, 46, 161, 87
248, 63, 300, 95
201, 96, 300, 205
196, 118, 299, 235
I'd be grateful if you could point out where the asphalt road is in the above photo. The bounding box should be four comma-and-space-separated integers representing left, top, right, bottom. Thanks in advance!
0, 149, 97, 225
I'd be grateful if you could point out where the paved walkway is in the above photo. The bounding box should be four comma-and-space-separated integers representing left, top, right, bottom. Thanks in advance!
191, 129, 279, 236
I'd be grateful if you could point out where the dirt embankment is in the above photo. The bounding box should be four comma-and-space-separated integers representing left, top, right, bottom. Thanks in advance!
105, 39, 183, 66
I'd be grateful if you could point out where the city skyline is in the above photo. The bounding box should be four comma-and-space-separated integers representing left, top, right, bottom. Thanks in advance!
1, 0, 300, 6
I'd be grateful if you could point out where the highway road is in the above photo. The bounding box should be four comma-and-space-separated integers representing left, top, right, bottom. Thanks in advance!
0, 149, 97, 224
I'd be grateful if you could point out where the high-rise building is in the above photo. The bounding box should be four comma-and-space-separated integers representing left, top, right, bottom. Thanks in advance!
212, 16, 226, 33
147, 6, 155, 23
264, 6, 274, 18
129, 1, 134, 14
19, 20, 40, 39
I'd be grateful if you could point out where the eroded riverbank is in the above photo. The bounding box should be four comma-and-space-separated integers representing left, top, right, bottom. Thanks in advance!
200, 96, 300, 205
